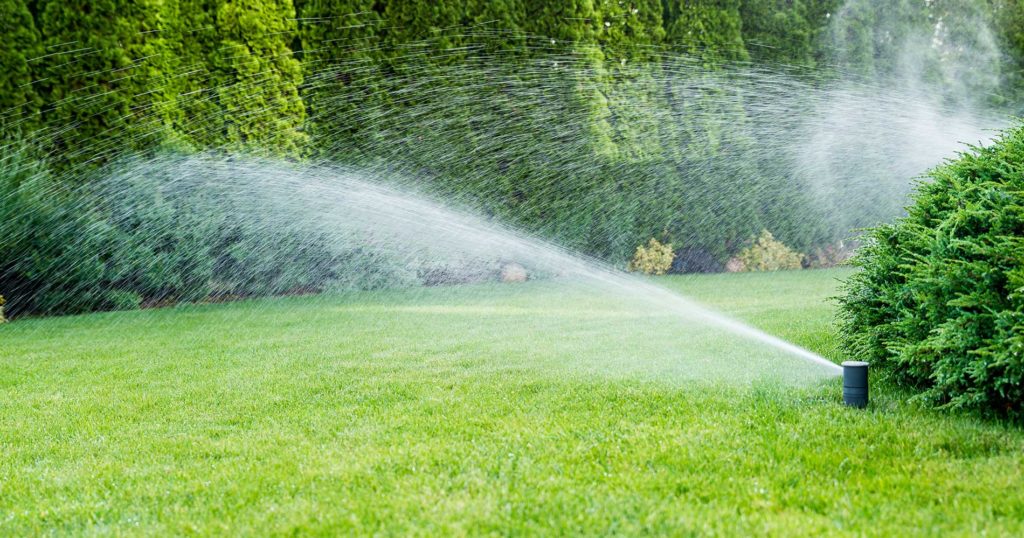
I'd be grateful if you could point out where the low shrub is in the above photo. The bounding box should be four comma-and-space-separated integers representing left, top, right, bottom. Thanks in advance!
0, 295, 6, 323
0, 151, 418, 317
733, 230, 804, 272
838, 125, 1024, 420
628, 238, 674, 275
0, 149, 125, 317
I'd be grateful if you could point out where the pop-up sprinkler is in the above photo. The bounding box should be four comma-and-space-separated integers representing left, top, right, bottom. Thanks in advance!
842, 361, 869, 408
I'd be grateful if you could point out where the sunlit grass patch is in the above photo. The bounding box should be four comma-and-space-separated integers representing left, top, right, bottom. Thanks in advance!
1, 268, 1022, 535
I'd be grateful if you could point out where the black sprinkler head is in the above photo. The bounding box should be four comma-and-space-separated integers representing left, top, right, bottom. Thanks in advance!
842, 361, 869, 408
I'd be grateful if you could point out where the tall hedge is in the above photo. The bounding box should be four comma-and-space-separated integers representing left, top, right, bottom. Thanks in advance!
383, 0, 471, 54
0, 0, 43, 135
207, 0, 307, 154
595, 0, 666, 162
739, 0, 840, 67
0, 0, 1017, 280
826, 0, 1002, 100
33, 0, 180, 169
294, 0, 383, 152
469, 0, 527, 50
657, 0, 773, 262
163, 0, 224, 151
994, 0, 1024, 110
839, 125, 1024, 420
663, 0, 748, 64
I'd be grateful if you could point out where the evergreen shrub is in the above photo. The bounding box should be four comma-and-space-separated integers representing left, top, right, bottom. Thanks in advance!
0, 150, 413, 318
839, 125, 1024, 419
0, 149, 123, 316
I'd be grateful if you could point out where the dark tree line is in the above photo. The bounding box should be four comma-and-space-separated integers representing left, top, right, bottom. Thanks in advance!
0, 0, 872, 155
1, 0, 1021, 270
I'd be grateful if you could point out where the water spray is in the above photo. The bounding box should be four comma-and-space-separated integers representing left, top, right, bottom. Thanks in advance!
841, 361, 869, 408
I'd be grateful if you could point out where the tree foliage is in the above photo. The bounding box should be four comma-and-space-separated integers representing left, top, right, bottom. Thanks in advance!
740, 0, 840, 67
0, 151, 392, 317
0, 0, 43, 135
294, 0, 383, 151
33, 0, 180, 168
207, 0, 307, 154
663, 0, 748, 64
992, 0, 1024, 110
0, 0, 1020, 289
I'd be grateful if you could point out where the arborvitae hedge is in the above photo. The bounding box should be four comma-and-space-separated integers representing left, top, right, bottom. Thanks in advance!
525, 1, 600, 44
826, 0, 1002, 96
739, 0, 840, 67
994, 0, 1024, 109
164, 0, 225, 151
0, 0, 43, 135
839, 125, 1024, 420
469, 0, 527, 50
33, 0, 180, 169
383, 0, 470, 54
595, 0, 666, 162
207, 0, 307, 154
294, 0, 383, 151
1, 0, 1017, 278
663, 0, 748, 64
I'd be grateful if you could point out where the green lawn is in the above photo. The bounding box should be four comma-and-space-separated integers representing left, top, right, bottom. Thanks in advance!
1, 268, 1022, 535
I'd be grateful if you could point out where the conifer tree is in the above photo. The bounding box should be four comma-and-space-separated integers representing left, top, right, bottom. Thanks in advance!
596, 0, 664, 59
828, 0, 1002, 102
34, 0, 179, 168
657, 0, 771, 260
662, 0, 748, 64
593, 0, 666, 162
739, 0, 840, 67
206, 0, 307, 154
524, 1, 600, 45
826, 0, 908, 78
469, 0, 527, 51
162, 0, 222, 150
993, 0, 1024, 109
0, 0, 43, 137
294, 0, 383, 153
523, 1, 615, 156
383, 0, 471, 56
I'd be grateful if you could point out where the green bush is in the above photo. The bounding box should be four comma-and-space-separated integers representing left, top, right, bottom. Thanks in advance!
733, 230, 804, 272
88, 156, 374, 305
33, 0, 181, 170
0, 150, 411, 317
0, 0, 42, 134
0, 149, 124, 317
839, 125, 1024, 420
0, 294, 6, 323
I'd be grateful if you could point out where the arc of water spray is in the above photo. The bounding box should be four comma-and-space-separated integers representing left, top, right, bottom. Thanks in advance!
284, 158, 845, 377
558, 260, 844, 376
90, 154, 843, 377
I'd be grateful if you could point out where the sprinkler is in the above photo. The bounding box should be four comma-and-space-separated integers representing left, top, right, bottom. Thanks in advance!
841, 361, 869, 408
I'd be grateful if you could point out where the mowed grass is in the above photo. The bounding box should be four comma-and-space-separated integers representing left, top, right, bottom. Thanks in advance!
1, 268, 1022, 536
